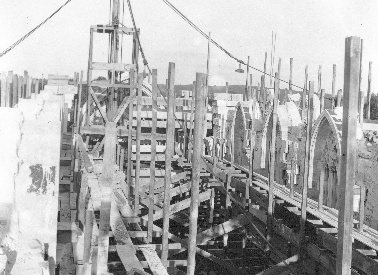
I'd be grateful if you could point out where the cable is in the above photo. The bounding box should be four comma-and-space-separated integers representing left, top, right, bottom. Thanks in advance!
0, 0, 74, 58
160, 0, 305, 91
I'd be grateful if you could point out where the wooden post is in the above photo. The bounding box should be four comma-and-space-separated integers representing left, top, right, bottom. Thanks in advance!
332, 64, 337, 109
289, 58, 293, 94
204, 32, 211, 141
318, 165, 325, 210
183, 112, 188, 158
161, 62, 176, 267
299, 81, 314, 268
266, 59, 281, 248
359, 184, 365, 232
302, 66, 308, 121
187, 73, 205, 275
134, 74, 143, 215
148, 69, 158, 243
318, 65, 322, 95
225, 81, 229, 97
246, 56, 250, 101
76, 71, 83, 129
248, 73, 255, 205
359, 91, 364, 124
220, 115, 225, 161
320, 88, 325, 113
12, 74, 18, 106
289, 144, 298, 198
34, 78, 39, 94
18, 76, 23, 101
87, 28, 94, 126
83, 209, 94, 264
262, 52, 267, 117
336, 36, 361, 275
0, 73, 5, 107
127, 69, 135, 200
359, 39, 364, 105
367, 62, 372, 119
188, 81, 196, 162
337, 89, 343, 107
6, 71, 13, 107
97, 121, 117, 273
120, 148, 124, 171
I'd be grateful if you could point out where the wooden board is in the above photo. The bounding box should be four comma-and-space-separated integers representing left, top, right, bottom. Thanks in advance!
139, 245, 169, 275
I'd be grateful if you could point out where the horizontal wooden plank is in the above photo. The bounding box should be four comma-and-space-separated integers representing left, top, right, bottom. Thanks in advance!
136, 97, 192, 107
90, 82, 131, 89
132, 154, 165, 161
132, 145, 166, 153
132, 119, 212, 129
91, 62, 135, 71
138, 246, 169, 275
132, 110, 212, 121
142, 190, 211, 221
140, 260, 187, 268
58, 222, 77, 231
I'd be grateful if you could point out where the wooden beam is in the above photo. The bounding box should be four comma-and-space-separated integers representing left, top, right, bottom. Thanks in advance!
299, 80, 314, 269
138, 246, 169, 275
76, 135, 94, 172
151, 224, 245, 275
148, 69, 158, 242
83, 209, 94, 264
256, 254, 298, 275
161, 62, 176, 267
187, 72, 206, 275
127, 71, 135, 200
367, 62, 372, 119
89, 87, 108, 123
134, 74, 143, 214
97, 122, 117, 273
13, 74, 19, 106
336, 36, 361, 275
262, 52, 267, 116
289, 58, 293, 93
318, 65, 322, 95
302, 66, 308, 121
332, 64, 337, 109
267, 62, 281, 248
320, 88, 325, 113
141, 190, 211, 222
76, 71, 83, 129
96, 195, 111, 274
358, 185, 365, 232
195, 214, 249, 246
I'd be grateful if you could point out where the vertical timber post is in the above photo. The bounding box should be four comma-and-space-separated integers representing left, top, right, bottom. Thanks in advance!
367, 62, 372, 119
248, 73, 255, 205
332, 64, 337, 110
134, 74, 143, 215
161, 62, 176, 266
299, 81, 314, 269
148, 69, 158, 242
187, 73, 205, 275
336, 36, 361, 275
320, 88, 325, 113
289, 58, 293, 94
97, 121, 117, 274
266, 60, 281, 249
318, 65, 322, 95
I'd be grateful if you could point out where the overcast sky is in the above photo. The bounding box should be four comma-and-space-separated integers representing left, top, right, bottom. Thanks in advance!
1, 0, 377, 94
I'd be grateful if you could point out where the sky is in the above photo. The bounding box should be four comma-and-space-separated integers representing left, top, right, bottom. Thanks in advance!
1, 0, 378, 94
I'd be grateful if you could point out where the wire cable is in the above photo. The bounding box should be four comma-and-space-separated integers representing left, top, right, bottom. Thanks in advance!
0, 0, 74, 58
160, 0, 305, 91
